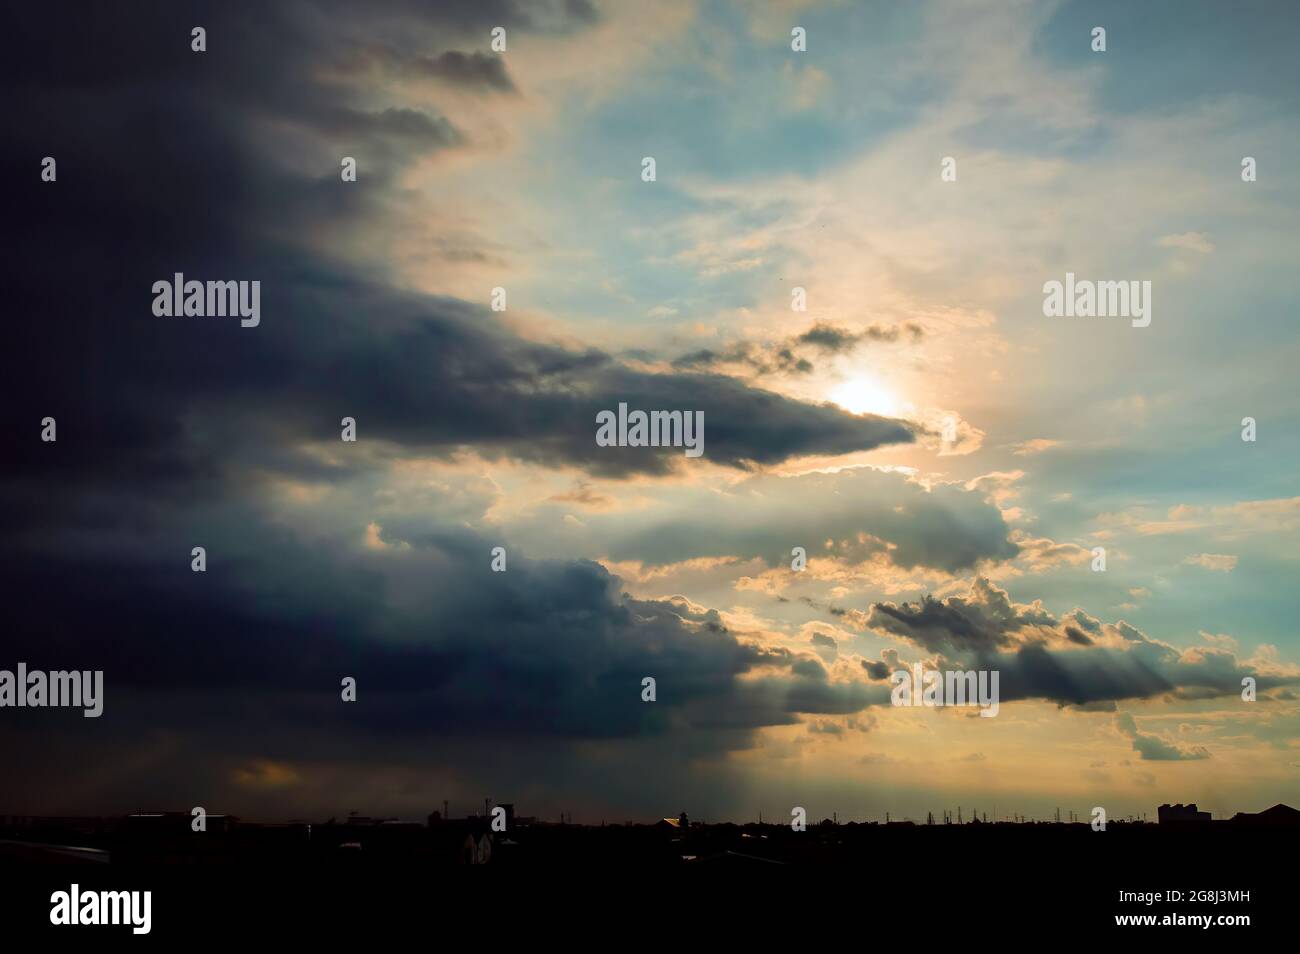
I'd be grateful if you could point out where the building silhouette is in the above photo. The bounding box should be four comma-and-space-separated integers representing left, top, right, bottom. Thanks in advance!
1157, 803, 1211, 824
1229, 803, 1300, 827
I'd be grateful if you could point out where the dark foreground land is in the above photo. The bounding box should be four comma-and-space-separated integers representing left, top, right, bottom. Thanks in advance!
0, 813, 1292, 939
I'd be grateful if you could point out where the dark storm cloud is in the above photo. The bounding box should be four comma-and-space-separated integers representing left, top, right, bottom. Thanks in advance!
0, 0, 918, 814
348, 0, 600, 35
317, 105, 464, 145
333, 43, 519, 95
1, 1, 915, 508
2, 501, 874, 745
410, 50, 518, 92
0, 465, 894, 815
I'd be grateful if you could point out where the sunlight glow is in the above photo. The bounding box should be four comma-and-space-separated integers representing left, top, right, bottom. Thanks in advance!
830, 376, 899, 417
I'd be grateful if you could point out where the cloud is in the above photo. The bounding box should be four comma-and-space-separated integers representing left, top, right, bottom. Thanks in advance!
1115, 712, 1210, 761
404, 50, 519, 93
2, 495, 895, 812
797, 322, 925, 351
0, 0, 922, 818
1157, 232, 1214, 254
1008, 439, 1061, 456
672, 342, 815, 375
670, 321, 924, 377
548, 481, 615, 509
811, 632, 839, 661
1183, 553, 1238, 572
592, 466, 1018, 573
783, 61, 831, 110
1011, 533, 1093, 571
3, 0, 1297, 823
1094, 499, 1300, 539
3, 2, 923, 505
861, 659, 892, 680
963, 471, 1025, 506
867, 576, 1056, 657
865, 578, 1299, 708
233, 759, 303, 789
806, 718, 844, 735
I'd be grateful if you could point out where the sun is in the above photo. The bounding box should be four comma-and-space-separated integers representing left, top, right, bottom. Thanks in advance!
830, 375, 899, 417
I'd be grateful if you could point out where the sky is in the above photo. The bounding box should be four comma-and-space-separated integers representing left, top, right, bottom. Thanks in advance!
2, 0, 1298, 825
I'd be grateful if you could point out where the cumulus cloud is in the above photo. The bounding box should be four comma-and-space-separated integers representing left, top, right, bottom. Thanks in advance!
811, 632, 839, 662
588, 466, 1018, 573
861, 659, 892, 680
1011, 533, 1093, 571
867, 577, 1057, 656
864, 578, 1299, 708
1115, 712, 1210, 761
